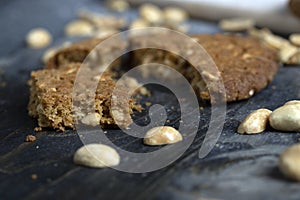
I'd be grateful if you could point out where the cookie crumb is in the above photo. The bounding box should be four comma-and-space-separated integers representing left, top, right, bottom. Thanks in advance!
31, 174, 38, 180
25, 135, 36, 142
145, 102, 152, 107
34, 127, 42, 132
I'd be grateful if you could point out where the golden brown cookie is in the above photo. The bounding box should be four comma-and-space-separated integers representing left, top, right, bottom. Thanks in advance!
46, 38, 127, 70
28, 63, 138, 131
130, 34, 279, 102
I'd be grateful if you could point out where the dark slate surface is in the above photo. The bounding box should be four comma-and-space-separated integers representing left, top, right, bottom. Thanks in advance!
1, 0, 300, 200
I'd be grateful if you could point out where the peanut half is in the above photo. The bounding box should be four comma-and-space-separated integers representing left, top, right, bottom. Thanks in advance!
269, 102, 300, 132
73, 144, 120, 168
163, 7, 188, 23
237, 109, 272, 134
289, 34, 300, 46
139, 3, 164, 25
64, 20, 94, 36
81, 113, 101, 126
106, 0, 129, 12
144, 126, 183, 145
26, 28, 52, 49
279, 144, 300, 182
219, 18, 255, 32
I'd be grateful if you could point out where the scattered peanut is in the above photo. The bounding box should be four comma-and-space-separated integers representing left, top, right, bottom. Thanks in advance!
290, 34, 300, 46
287, 50, 300, 65
247, 28, 300, 64
237, 109, 272, 134
219, 18, 255, 32
129, 19, 149, 29
106, 0, 129, 12
78, 11, 127, 29
64, 20, 94, 36
93, 29, 118, 39
279, 144, 300, 181
248, 28, 272, 40
73, 144, 120, 168
263, 34, 290, 50
41, 47, 57, 64
139, 3, 164, 24
163, 7, 188, 23
144, 126, 183, 145
165, 22, 189, 33
81, 113, 101, 126
26, 28, 52, 49
284, 100, 300, 106
269, 103, 300, 132
279, 45, 298, 63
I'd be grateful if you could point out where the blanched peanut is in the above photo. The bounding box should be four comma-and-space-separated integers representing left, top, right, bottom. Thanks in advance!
73, 144, 120, 168
284, 100, 300, 106
163, 7, 188, 23
78, 11, 127, 29
279, 44, 298, 63
93, 29, 118, 39
219, 18, 255, 32
139, 4, 164, 24
81, 113, 101, 126
237, 109, 272, 134
248, 28, 272, 40
287, 50, 300, 65
290, 34, 300, 46
144, 126, 182, 145
264, 34, 290, 50
41, 47, 57, 64
129, 19, 149, 29
279, 144, 300, 181
269, 103, 300, 132
64, 20, 94, 36
106, 0, 129, 12
26, 28, 52, 48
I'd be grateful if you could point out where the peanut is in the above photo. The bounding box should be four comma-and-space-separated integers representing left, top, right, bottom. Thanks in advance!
279, 144, 300, 181
139, 4, 164, 24
264, 34, 290, 50
237, 109, 272, 134
81, 113, 101, 126
73, 144, 120, 168
284, 100, 300, 106
219, 18, 255, 32
129, 19, 149, 29
290, 34, 300, 46
106, 0, 129, 12
26, 28, 52, 49
144, 126, 183, 145
64, 20, 94, 36
279, 44, 298, 63
163, 7, 188, 23
269, 103, 300, 132
41, 47, 57, 64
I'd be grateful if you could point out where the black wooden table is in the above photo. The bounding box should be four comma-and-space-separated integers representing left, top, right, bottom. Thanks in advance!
1, 1, 300, 199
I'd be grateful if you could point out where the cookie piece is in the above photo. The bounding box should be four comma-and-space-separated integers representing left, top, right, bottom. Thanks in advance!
28, 63, 138, 131
46, 37, 127, 70
130, 34, 279, 102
